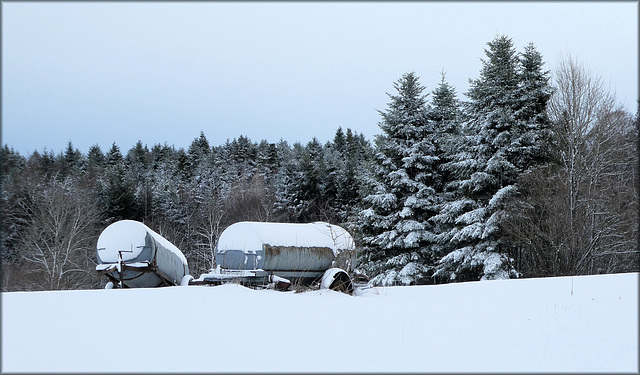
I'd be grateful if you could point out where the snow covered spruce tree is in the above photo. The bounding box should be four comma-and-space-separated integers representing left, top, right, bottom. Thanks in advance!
325, 127, 374, 224
511, 43, 554, 171
433, 35, 545, 282
275, 138, 331, 222
427, 72, 466, 280
357, 72, 442, 286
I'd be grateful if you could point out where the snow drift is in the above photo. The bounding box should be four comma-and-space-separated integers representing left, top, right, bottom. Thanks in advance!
2, 272, 637, 373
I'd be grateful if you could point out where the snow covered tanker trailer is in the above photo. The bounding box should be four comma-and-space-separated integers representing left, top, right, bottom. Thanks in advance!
95, 220, 190, 288
95, 220, 367, 294
192, 221, 368, 293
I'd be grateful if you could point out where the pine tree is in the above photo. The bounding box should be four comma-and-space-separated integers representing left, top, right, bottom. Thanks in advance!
125, 141, 151, 172
358, 72, 441, 286
434, 35, 521, 282
59, 141, 84, 178
0, 146, 25, 180
333, 127, 347, 154
256, 140, 279, 182
150, 143, 176, 171
0, 146, 28, 274
186, 131, 211, 179
99, 165, 139, 222
332, 127, 368, 224
427, 72, 465, 281
273, 141, 300, 221
124, 141, 153, 220
295, 138, 330, 222
31, 148, 57, 181
429, 71, 462, 128
511, 43, 554, 171
429, 71, 464, 188
87, 145, 105, 173
228, 135, 258, 180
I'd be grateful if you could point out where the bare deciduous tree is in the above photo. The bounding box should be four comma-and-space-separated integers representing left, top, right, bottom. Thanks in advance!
19, 178, 102, 290
224, 173, 275, 223
194, 193, 226, 270
507, 54, 639, 277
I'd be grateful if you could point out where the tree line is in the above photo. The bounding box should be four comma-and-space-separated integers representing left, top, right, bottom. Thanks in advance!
1, 35, 637, 291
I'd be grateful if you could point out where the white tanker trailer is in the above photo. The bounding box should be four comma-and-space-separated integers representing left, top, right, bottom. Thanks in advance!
95, 220, 190, 288
193, 221, 368, 293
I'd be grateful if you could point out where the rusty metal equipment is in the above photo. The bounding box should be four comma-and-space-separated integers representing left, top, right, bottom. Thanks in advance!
194, 221, 367, 294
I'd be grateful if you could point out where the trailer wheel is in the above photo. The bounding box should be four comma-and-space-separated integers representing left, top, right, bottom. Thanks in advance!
180, 274, 194, 286
321, 268, 354, 295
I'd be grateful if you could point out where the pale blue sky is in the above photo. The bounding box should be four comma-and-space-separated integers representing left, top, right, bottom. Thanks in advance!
2, 1, 637, 155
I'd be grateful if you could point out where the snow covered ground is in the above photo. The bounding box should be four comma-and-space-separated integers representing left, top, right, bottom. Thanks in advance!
2, 272, 637, 373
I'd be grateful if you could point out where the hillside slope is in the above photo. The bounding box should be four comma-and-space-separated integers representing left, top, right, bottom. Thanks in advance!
2, 273, 637, 373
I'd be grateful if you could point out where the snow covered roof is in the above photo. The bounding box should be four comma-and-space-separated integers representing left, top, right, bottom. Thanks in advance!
217, 221, 355, 256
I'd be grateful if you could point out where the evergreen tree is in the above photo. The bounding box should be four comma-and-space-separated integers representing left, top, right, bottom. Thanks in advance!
1, 146, 26, 180
105, 143, 124, 168
333, 127, 347, 153
434, 35, 523, 282
256, 140, 280, 181
295, 138, 330, 222
0, 146, 28, 273
125, 141, 152, 220
87, 145, 105, 172
273, 127, 372, 225
330, 127, 364, 223
429, 71, 464, 189
358, 72, 441, 286
99, 165, 139, 222
511, 43, 554, 171
273, 140, 322, 222
35, 149, 57, 181
427, 72, 465, 281
59, 141, 84, 178
186, 131, 211, 179
80, 145, 105, 191
125, 141, 151, 172
229, 135, 258, 180
175, 148, 190, 180
272, 140, 297, 221
150, 143, 176, 171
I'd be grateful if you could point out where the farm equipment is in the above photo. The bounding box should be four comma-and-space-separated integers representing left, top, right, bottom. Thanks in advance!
192, 221, 368, 293
95, 220, 190, 289
95, 220, 368, 294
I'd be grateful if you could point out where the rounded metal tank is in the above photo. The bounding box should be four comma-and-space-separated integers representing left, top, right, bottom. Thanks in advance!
96, 220, 189, 288
215, 221, 355, 278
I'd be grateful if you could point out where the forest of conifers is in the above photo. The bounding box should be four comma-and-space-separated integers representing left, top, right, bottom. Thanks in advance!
1, 35, 637, 291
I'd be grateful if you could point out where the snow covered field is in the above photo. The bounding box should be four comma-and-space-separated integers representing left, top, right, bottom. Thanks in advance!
2, 272, 637, 373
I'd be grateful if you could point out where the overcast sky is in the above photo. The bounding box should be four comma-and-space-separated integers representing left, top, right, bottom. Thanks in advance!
2, 1, 638, 155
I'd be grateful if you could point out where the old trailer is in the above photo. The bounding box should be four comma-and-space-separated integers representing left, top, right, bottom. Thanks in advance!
95, 220, 190, 288
193, 221, 366, 293
95, 220, 367, 294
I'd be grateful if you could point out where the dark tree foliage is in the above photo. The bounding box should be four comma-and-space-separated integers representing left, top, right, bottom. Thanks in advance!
99, 165, 140, 223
